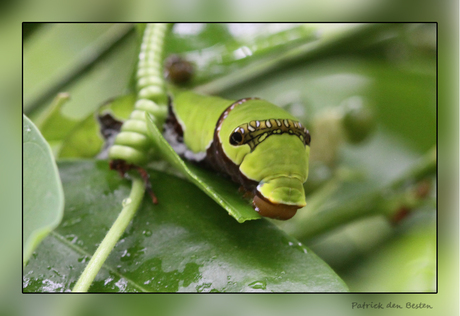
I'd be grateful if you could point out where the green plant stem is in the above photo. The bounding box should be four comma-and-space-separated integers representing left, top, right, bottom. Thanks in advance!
72, 175, 145, 292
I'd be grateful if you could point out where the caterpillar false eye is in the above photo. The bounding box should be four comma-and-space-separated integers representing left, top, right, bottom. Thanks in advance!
230, 130, 244, 145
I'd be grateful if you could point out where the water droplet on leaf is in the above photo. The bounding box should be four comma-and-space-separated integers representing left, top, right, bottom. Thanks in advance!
248, 280, 267, 290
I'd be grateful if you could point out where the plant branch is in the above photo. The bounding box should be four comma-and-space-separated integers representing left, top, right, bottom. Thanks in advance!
72, 175, 145, 292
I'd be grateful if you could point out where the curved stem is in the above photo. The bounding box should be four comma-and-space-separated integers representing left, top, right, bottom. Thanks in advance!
72, 175, 145, 292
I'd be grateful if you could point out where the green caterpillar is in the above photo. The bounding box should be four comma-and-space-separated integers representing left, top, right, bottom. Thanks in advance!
110, 23, 311, 220
164, 89, 311, 220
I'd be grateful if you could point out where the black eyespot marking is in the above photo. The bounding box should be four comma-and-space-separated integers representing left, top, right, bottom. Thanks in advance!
230, 131, 244, 145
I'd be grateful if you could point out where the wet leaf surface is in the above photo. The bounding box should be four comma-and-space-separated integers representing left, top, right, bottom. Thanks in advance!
23, 160, 348, 292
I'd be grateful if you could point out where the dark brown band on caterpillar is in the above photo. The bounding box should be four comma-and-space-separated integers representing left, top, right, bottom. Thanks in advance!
205, 98, 260, 191
164, 97, 184, 143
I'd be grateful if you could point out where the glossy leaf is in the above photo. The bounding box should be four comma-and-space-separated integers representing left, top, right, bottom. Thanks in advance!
23, 115, 64, 265
23, 160, 348, 292
146, 113, 260, 223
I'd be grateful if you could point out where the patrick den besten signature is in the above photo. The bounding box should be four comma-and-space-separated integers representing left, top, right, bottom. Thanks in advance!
352, 302, 433, 310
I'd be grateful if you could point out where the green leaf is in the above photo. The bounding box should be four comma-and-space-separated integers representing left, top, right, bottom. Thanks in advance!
23, 115, 64, 266
146, 113, 260, 223
23, 160, 348, 292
